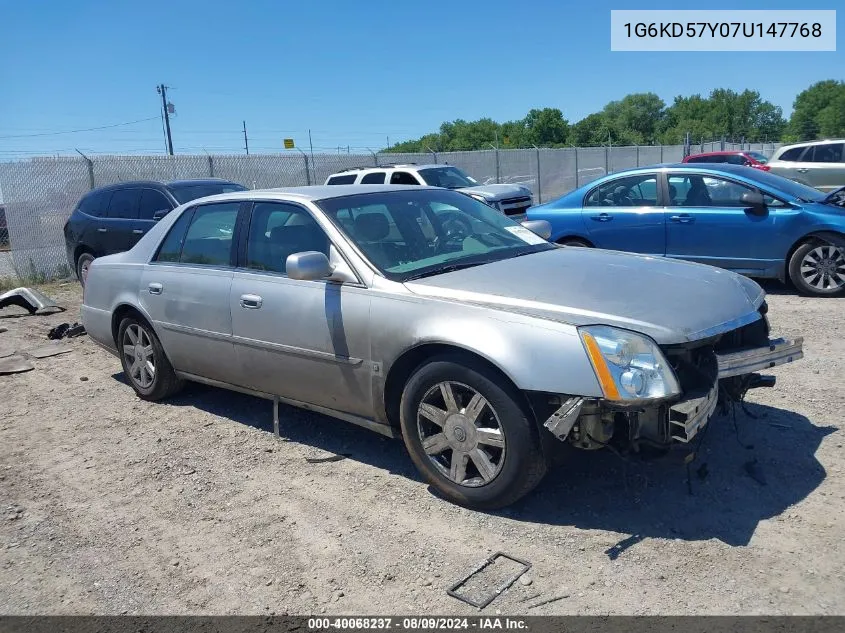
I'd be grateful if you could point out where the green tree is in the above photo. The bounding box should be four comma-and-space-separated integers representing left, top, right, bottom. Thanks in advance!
789, 80, 845, 140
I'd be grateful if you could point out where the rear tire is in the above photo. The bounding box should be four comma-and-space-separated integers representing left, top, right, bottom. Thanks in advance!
788, 237, 845, 297
117, 317, 184, 401
399, 356, 547, 509
76, 252, 95, 287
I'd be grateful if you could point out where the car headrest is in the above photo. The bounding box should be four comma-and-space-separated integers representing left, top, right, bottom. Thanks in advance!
354, 213, 390, 241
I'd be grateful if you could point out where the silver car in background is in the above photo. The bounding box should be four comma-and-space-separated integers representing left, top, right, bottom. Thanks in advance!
81, 185, 803, 508
767, 139, 845, 192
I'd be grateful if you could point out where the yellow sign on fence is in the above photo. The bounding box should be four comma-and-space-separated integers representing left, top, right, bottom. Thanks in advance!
283, 138, 295, 149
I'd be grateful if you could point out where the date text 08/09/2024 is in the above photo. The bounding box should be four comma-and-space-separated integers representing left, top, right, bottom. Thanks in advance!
308, 617, 529, 630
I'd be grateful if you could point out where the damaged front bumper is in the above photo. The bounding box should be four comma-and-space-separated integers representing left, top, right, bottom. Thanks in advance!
544, 337, 804, 447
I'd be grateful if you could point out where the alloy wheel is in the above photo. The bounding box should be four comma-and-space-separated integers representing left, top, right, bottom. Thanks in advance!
416, 381, 506, 487
122, 324, 156, 389
800, 244, 845, 291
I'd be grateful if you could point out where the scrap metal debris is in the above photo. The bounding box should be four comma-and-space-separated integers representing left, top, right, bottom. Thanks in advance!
26, 344, 73, 359
0, 355, 35, 375
0, 326, 7, 333
527, 592, 570, 609
0, 287, 64, 315
447, 552, 531, 609
305, 453, 351, 464
48, 322, 86, 340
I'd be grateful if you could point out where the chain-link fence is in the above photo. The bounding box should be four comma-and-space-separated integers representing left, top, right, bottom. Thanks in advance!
0, 141, 784, 283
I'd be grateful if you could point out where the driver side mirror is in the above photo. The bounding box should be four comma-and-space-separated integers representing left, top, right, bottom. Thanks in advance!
520, 219, 552, 240
740, 191, 767, 215
152, 208, 172, 221
286, 250, 358, 283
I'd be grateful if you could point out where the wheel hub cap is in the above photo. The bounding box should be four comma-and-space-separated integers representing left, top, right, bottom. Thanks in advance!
122, 324, 156, 389
416, 381, 506, 488
801, 245, 845, 291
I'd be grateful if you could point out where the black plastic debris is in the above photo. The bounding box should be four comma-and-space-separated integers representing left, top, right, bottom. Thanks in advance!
605, 533, 645, 560
0, 287, 64, 315
48, 322, 86, 340
305, 453, 351, 464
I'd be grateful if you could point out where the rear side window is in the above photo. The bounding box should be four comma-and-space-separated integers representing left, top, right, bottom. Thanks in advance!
327, 174, 357, 185
778, 147, 807, 162
806, 143, 844, 163
361, 172, 386, 184
154, 209, 195, 262
77, 191, 109, 217
107, 189, 141, 219
178, 202, 240, 266
138, 189, 173, 220
390, 171, 420, 185
726, 155, 747, 165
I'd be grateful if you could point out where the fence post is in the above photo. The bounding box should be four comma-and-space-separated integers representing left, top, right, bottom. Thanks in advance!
369, 149, 379, 167
207, 154, 215, 177
487, 144, 499, 183
532, 145, 541, 203
605, 145, 609, 174
635, 144, 640, 167
298, 150, 311, 185
426, 146, 437, 164
573, 146, 579, 188
659, 145, 664, 163
75, 149, 95, 189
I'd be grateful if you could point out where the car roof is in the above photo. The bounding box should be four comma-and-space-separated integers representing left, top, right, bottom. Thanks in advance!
777, 138, 845, 150
88, 178, 239, 193
597, 163, 755, 177
330, 164, 440, 174
184, 184, 440, 204
686, 151, 749, 157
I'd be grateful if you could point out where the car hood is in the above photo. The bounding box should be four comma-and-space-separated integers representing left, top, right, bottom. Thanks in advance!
404, 248, 765, 345
457, 184, 532, 201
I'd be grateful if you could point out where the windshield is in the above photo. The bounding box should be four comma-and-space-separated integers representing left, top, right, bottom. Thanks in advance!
169, 182, 248, 204
316, 189, 555, 282
738, 169, 826, 202
417, 166, 479, 189
747, 151, 769, 164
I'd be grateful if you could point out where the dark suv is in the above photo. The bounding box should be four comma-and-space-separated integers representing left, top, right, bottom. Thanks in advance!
64, 178, 247, 285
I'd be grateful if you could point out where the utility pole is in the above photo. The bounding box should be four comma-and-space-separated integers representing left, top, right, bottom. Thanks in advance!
242, 120, 249, 155
156, 84, 174, 155
308, 129, 315, 173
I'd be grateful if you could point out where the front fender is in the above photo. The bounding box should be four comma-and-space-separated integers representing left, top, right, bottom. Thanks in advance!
374, 294, 604, 398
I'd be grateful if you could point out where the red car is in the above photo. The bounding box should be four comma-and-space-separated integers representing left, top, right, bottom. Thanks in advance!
682, 151, 771, 171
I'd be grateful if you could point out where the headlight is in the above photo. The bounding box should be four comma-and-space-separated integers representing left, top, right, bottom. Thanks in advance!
578, 325, 680, 402
470, 194, 497, 209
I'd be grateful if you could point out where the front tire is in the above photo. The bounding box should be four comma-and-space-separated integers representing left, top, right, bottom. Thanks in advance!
788, 238, 845, 297
118, 317, 183, 400
399, 357, 547, 509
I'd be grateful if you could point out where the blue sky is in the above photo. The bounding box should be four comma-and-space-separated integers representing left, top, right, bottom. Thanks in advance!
1, 0, 842, 158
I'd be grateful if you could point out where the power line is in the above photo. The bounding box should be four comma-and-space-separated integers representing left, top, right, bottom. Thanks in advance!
0, 117, 160, 139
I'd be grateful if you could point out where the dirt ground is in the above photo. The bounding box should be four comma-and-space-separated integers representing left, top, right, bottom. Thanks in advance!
1, 281, 843, 616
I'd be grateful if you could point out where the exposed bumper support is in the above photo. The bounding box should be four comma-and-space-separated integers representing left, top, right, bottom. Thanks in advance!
716, 337, 804, 379
543, 396, 584, 440
669, 384, 719, 443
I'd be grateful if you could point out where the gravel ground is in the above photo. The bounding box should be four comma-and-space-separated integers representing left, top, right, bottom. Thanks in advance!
1, 281, 843, 615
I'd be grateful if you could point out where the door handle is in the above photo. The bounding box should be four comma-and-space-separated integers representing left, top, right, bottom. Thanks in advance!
132, 229, 145, 235
590, 213, 613, 222
148, 282, 163, 295
240, 294, 263, 309
796, 168, 809, 173
97, 228, 108, 233
669, 214, 695, 224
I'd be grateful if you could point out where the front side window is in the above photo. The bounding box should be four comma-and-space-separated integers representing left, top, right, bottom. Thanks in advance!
245, 202, 329, 274
178, 202, 240, 266
107, 189, 140, 219
747, 152, 769, 164
585, 174, 659, 207
154, 209, 195, 262
167, 182, 247, 204
806, 143, 844, 163
360, 172, 386, 184
138, 189, 172, 220
390, 171, 420, 185
725, 155, 748, 165
317, 189, 555, 282
667, 175, 784, 208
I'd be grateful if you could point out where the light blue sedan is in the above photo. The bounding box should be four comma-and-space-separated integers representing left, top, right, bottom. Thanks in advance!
527, 164, 845, 296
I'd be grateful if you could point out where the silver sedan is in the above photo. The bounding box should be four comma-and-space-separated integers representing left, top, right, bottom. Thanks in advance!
82, 185, 803, 508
